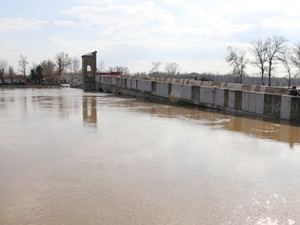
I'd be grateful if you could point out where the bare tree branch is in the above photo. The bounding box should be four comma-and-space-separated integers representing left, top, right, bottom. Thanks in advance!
40, 59, 56, 78
70, 57, 81, 77
108, 66, 130, 75
8, 66, 14, 85
265, 35, 288, 86
55, 52, 71, 79
277, 50, 292, 87
18, 54, 29, 82
0, 59, 8, 84
164, 62, 180, 76
150, 62, 161, 75
290, 41, 300, 73
97, 60, 105, 73
249, 38, 268, 85
226, 46, 248, 84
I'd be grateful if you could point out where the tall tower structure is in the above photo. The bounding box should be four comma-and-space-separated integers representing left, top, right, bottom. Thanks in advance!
82, 51, 97, 91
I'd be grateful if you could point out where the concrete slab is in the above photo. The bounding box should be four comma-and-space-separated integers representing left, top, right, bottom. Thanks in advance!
289, 97, 300, 122
228, 90, 235, 109
255, 93, 265, 115
248, 92, 257, 113
214, 88, 225, 108
280, 95, 291, 120
170, 84, 181, 98
155, 82, 169, 97
263, 94, 282, 118
138, 80, 152, 92
181, 85, 192, 100
199, 86, 214, 104
242, 92, 250, 112
191, 86, 200, 103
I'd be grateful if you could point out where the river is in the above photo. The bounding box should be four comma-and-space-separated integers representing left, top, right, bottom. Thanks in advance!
0, 88, 300, 225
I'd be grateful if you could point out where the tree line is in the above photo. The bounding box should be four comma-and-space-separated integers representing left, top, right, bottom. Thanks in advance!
226, 35, 300, 87
97, 60, 181, 77
2, 35, 300, 86
0, 52, 81, 85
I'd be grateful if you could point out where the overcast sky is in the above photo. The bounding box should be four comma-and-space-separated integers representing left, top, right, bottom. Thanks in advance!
1, 0, 300, 76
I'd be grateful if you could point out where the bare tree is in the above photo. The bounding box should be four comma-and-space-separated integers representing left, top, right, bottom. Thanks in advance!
290, 42, 300, 76
265, 36, 288, 86
164, 62, 180, 76
40, 59, 56, 78
108, 66, 130, 75
277, 50, 292, 87
55, 52, 71, 79
97, 60, 105, 73
18, 54, 29, 82
70, 57, 81, 77
249, 39, 268, 86
8, 66, 14, 84
150, 62, 161, 75
226, 46, 248, 84
134, 72, 148, 77
0, 59, 8, 84
36, 65, 43, 84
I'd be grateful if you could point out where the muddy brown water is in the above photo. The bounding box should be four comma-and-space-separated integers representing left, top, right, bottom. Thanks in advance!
0, 88, 300, 225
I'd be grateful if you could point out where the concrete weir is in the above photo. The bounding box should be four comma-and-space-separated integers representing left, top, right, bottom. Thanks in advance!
80, 52, 300, 122
80, 52, 298, 122
87, 75, 300, 122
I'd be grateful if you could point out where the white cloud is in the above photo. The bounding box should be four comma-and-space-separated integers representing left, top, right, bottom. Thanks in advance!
54, 20, 76, 26
3, 0, 300, 75
163, 0, 300, 36
49, 37, 67, 45
0, 18, 46, 32
62, 2, 173, 27
79, 0, 118, 4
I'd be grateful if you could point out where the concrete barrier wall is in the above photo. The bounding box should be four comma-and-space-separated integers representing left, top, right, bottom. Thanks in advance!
95, 75, 101, 82
112, 77, 117, 85
242, 92, 264, 115
137, 80, 152, 92
127, 79, 137, 89
263, 94, 282, 118
96, 75, 291, 94
181, 85, 192, 100
200, 86, 214, 106
289, 97, 300, 121
214, 88, 225, 108
170, 84, 181, 99
170, 84, 192, 101
280, 96, 291, 120
95, 76, 300, 122
154, 82, 169, 97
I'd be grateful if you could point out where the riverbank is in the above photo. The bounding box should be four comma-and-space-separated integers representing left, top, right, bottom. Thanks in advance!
0, 84, 62, 89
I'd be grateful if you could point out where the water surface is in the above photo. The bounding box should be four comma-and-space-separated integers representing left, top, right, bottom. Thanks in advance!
0, 88, 300, 225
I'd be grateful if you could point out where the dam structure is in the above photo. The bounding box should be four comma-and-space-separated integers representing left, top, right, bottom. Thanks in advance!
81, 52, 300, 122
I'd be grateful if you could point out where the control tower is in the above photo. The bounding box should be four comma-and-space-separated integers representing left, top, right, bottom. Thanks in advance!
82, 51, 97, 91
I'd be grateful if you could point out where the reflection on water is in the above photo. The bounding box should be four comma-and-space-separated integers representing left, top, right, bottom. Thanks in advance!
0, 88, 298, 147
83, 96, 97, 129
0, 88, 300, 225
107, 98, 300, 148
